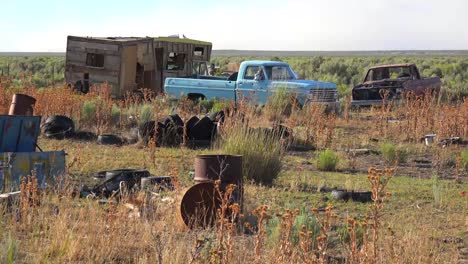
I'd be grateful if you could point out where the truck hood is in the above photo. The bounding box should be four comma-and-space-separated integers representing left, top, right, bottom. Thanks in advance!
273, 80, 337, 90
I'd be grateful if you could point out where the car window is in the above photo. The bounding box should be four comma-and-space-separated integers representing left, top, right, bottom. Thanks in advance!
265, 66, 294, 80
244, 66, 260, 80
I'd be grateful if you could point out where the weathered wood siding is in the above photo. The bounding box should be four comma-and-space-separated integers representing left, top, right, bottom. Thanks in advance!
65, 37, 122, 93
120, 45, 138, 97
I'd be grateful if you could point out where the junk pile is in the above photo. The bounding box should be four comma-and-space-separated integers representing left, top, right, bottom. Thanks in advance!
1, 94, 66, 195
41, 111, 224, 148
422, 134, 465, 147
139, 111, 224, 148
81, 169, 174, 198
179, 154, 243, 229
79, 154, 242, 229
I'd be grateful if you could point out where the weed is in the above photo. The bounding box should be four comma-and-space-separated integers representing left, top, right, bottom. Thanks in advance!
316, 149, 339, 171
139, 103, 154, 125
265, 86, 298, 120
81, 100, 97, 124
380, 142, 407, 165
461, 149, 468, 171
219, 124, 284, 185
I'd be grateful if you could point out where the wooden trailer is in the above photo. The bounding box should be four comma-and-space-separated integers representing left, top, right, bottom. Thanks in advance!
65, 36, 156, 98
153, 37, 212, 93
65, 35, 212, 98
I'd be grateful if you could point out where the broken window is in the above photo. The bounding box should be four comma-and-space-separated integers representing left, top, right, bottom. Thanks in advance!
368, 67, 414, 81
166, 52, 186, 71
193, 47, 204, 56
86, 53, 104, 68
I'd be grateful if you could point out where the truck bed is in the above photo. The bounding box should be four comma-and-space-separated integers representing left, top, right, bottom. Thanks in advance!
165, 77, 236, 100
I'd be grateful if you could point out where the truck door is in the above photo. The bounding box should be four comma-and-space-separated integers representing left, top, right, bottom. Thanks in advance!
236, 65, 268, 104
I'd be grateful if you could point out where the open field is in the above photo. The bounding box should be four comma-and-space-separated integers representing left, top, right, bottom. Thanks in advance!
0, 57, 467, 263
1, 53, 467, 98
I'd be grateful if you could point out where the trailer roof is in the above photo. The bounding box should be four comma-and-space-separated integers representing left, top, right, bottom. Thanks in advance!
67, 36, 153, 45
154, 37, 212, 46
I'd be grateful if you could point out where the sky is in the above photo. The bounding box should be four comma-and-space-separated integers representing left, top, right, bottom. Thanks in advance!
1, 0, 467, 51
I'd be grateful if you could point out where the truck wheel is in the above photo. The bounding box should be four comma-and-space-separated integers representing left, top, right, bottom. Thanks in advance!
187, 94, 205, 102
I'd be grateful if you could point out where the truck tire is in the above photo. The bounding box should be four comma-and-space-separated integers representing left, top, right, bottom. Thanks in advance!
97, 134, 123, 145
41, 115, 75, 139
187, 93, 205, 102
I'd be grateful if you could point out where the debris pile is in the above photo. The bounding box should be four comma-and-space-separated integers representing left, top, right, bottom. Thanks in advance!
139, 111, 224, 148
81, 169, 174, 198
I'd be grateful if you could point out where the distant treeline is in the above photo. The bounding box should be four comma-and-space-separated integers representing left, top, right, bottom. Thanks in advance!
1, 53, 467, 97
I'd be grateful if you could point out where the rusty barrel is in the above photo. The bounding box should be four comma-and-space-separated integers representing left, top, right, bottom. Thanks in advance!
180, 155, 243, 229
8, 94, 36, 116
194, 154, 242, 184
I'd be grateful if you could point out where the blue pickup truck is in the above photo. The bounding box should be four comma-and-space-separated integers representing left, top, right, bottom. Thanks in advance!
164, 60, 338, 107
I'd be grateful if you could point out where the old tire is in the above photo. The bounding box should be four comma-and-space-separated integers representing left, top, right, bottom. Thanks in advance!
41, 115, 75, 139
351, 191, 373, 202
331, 190, 350, 201
187, 116, 215, 141
97, 134, 123, 145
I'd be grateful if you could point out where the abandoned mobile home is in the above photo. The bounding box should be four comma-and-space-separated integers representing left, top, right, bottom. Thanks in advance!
65, 36, 212, 98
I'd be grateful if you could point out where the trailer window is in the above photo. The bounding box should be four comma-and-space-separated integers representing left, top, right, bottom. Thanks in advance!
166, 52, 185, 71
86, 53, 104, 68
194, 47, 204, 56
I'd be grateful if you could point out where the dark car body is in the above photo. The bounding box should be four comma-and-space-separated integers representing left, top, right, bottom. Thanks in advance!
352, 64, 441, 106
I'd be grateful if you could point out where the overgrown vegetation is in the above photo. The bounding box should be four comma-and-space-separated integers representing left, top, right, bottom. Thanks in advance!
0, 54, 467, 263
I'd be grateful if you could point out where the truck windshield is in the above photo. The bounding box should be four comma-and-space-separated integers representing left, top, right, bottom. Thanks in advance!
366, 67, 413, 82
264, 66, 294, 80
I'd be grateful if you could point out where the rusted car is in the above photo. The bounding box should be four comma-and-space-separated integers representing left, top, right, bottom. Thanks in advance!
352, 64, 441, 106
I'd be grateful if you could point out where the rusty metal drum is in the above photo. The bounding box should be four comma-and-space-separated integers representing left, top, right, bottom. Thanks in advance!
8, 94, 36, 116
179, 155, 243, 229
194, 154, 242, 184
180, 182, 221, 228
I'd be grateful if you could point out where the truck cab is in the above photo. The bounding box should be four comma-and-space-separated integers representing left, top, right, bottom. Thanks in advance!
165, 60, 338, 107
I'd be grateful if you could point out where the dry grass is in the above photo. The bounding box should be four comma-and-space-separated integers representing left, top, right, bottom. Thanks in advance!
1, 77, 467, 263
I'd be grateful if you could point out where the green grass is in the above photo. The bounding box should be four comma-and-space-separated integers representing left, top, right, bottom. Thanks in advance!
316, 149, 339, 171
380, 142, 408, 164
461, 149, 468, 170
139, 104, 154, 125
81, 100, 97, 123
219, 124, 284, 185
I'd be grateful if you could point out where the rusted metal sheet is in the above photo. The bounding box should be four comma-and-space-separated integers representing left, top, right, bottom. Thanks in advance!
0, 115, 66, 193
0, 115, 41, 152
0, 151, 66, 193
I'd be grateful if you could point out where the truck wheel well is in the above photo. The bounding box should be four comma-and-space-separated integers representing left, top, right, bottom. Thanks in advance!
187, 93, 206, 101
